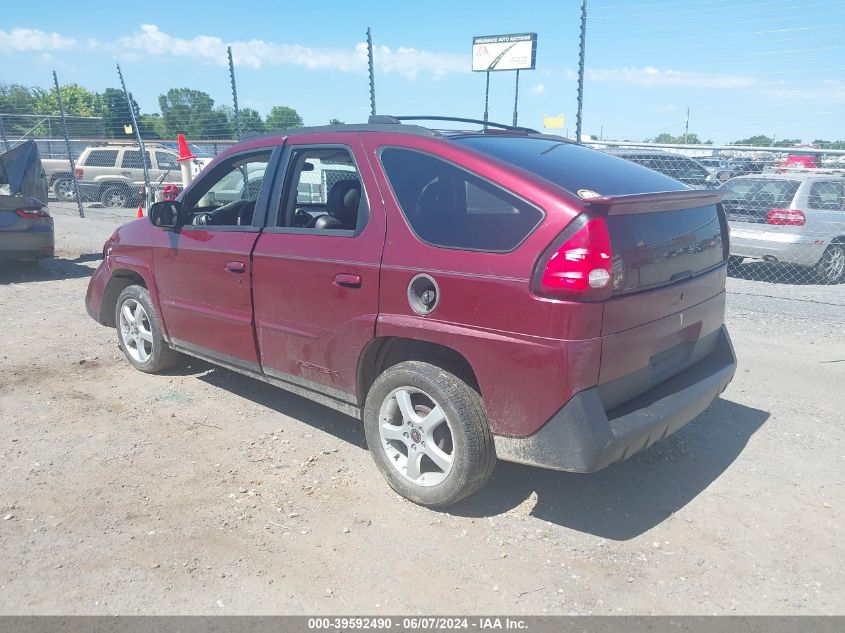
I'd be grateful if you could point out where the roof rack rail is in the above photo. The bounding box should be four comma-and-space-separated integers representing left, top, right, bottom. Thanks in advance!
369, 115, 539, 134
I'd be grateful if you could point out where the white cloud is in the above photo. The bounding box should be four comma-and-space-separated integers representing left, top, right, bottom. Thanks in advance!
1, 24, 467, 80
531, 83, 545, 94
570, 66, 754, 89
0, 28, 77, 52
109, 24, 464, 79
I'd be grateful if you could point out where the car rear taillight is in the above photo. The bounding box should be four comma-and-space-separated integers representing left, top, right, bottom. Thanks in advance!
766, 208, 805, 226
74, 167, 83, 179
15, 207, 50, 219
534, 216, 613, 300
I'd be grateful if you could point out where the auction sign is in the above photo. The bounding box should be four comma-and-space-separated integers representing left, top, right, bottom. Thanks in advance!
472, 33, 537, 72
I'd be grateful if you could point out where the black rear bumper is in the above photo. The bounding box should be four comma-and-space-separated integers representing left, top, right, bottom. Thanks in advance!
494, 326, 737, 472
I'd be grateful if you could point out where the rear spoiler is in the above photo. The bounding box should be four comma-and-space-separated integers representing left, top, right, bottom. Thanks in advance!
584, 190, 722, 216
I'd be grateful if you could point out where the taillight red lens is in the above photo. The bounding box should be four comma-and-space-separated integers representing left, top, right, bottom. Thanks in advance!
766, 208, 805, 226
536, 216, 613, 300
15, 207, 50, 219
74, 167, 83, 179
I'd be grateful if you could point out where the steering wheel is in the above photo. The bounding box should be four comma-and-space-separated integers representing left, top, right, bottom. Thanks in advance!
194, 212, 213, 226
293, 208, 311, 228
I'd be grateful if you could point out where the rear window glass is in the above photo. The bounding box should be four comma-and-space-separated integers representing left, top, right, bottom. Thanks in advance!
808, 181, 844, 210
719, 178, 801, 222
380, 147, 543, 252
453, 136, 686, 196
121, 151, 152, 169
84, 150, 118, 167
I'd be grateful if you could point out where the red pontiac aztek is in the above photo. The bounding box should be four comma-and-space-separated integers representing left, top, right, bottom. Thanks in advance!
86, 116, 737, 507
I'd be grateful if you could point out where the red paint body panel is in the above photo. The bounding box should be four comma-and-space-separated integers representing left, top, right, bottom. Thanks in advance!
251, 134, 385, 395
86, 126, 732, 445
152, 229, 260, 365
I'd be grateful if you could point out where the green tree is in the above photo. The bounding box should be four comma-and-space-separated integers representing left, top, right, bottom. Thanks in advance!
329, 118, 344, 125
772, 138, 801, 148
733, 135, 773, 146
32, 84, 98, 117
653, 132, 701, 144
0, 84, 38, 137
138, 113, 167, 139
100, 87, 140, 138
239, 108, 265, 134
265, 106, 303, 130
158, 88, 232, 139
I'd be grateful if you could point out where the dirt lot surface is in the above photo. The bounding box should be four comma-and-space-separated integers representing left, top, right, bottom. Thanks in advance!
1, 208, 843, 615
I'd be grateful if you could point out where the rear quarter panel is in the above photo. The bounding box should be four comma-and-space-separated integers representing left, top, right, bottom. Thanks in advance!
361, 133, 604, 436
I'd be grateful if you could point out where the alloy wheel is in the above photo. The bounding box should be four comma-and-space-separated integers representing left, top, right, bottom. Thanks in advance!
119, 298, 154, 363
820, 246, 845, 283
378, 387, 455, 486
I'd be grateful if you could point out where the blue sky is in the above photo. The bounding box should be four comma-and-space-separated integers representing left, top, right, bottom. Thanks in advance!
1, 0, 843, 143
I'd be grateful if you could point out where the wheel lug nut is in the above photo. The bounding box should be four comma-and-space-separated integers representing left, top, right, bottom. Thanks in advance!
403, 432, 409, 438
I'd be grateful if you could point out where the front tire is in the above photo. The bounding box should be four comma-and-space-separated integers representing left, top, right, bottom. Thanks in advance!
53, 177, 75, 201
115, 285, 179, 373
815, 244, 845, 284
363, 361, 496, 507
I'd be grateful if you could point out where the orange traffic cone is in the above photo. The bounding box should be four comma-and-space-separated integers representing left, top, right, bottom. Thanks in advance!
176, 133, 197, 162
136, 205, 144, 218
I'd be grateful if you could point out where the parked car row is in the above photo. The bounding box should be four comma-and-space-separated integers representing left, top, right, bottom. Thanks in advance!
605, 148, 844, 283
42, 143, 200, 208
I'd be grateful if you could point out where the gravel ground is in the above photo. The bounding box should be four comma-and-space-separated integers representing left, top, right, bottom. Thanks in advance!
0, 209, 843, 615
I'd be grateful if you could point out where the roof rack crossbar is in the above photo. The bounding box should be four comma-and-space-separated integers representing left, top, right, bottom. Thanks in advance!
368, 114, 538, 134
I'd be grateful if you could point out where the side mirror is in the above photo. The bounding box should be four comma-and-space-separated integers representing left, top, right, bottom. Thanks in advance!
149, 200, 181, 229
705, 173, 718, 184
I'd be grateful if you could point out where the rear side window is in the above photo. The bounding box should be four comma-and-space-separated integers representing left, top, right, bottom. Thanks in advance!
808, 181, 845, 211
155, 152, 178, 170
121, 151, 152, 169
84, 150, 118, 167
380, 147, 543, 252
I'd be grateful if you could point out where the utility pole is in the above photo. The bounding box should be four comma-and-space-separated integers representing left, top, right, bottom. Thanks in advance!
367, 27, 377, 117
512, 69, 520, 126
575, 0, 587, 143
483, 71, 490, 128
116, 64, 150, 211
228, 46, 242, 140
52, 71, 85, 218
684, 106, 690, 144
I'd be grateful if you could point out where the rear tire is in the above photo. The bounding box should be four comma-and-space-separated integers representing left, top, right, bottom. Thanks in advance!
815, 244, 845, 284
115, 285, 179, 373
101, 186, 130, 208
363, 361, 496, 507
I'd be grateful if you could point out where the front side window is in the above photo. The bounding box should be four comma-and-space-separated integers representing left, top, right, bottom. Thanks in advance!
121, 150, 152, 169
808, 181, 845, 211
184, 151, 271, 228
279, 147, 365, 233
379, 147, 543, 252
84, 150, 118, 167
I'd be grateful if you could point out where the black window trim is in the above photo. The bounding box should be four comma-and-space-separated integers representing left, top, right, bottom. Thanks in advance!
263, 142, 370, 238
376, 145, 545, 254
179, 146, 281, 234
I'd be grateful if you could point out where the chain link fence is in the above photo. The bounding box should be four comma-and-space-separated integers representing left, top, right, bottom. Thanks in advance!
589, 142, 845, 286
